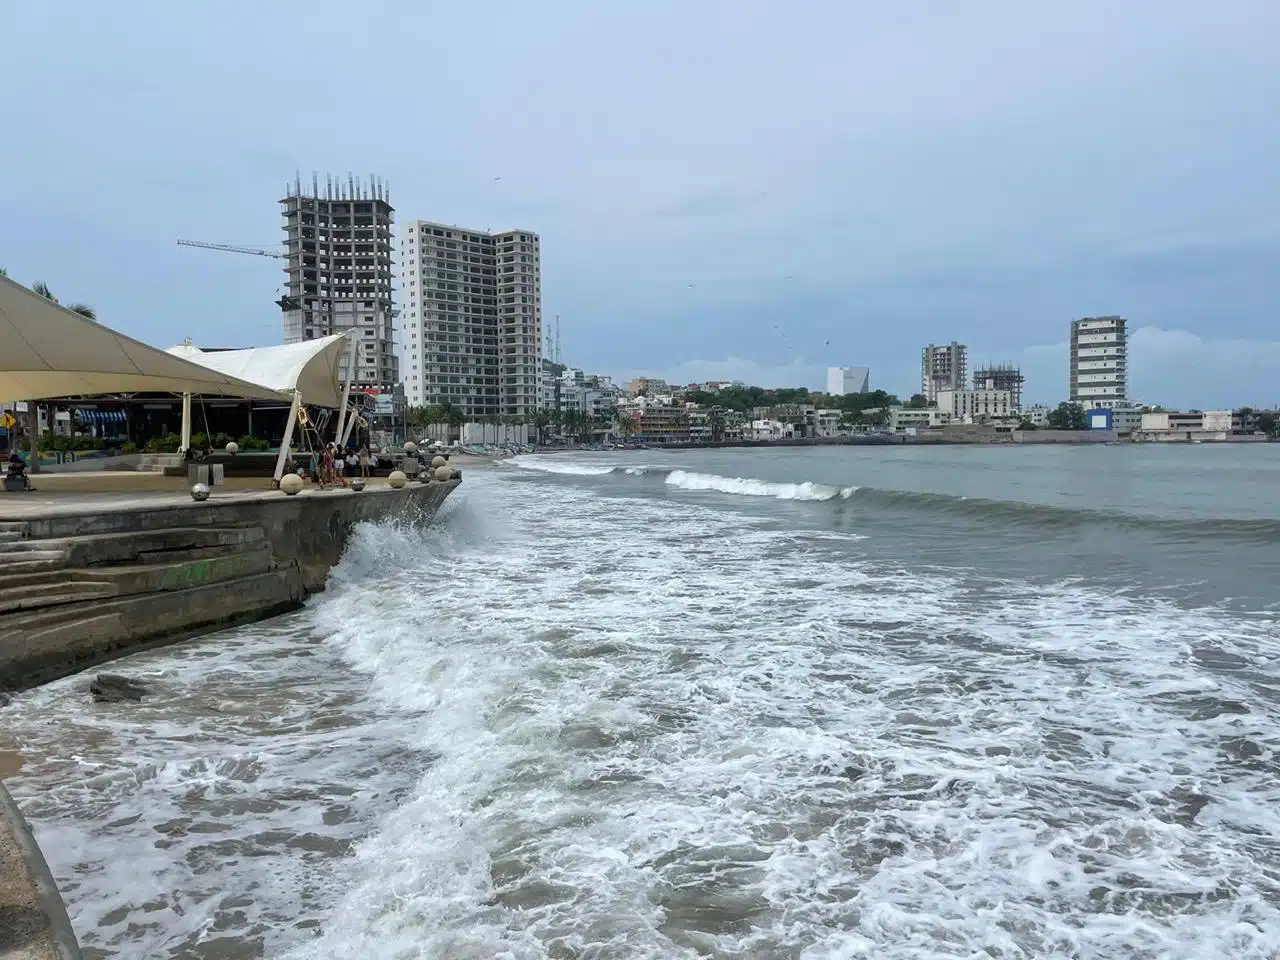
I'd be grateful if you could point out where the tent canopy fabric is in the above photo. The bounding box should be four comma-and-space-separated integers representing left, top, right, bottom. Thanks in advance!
165, 334, 351, 410
0, 275, 287, 403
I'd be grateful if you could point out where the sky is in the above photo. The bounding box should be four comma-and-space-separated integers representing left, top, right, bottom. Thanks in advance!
2, 0, 1278, 408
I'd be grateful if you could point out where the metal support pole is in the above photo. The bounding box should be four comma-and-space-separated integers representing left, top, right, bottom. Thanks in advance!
272, 391, 301, 486
340, 407, 359, 448
179, 393, 192, 455
332, 336, 356, 449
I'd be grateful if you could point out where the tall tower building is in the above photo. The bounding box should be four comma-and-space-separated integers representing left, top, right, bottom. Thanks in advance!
1070, 316, 1127, 408
921, 342, 968, 403
398, 221, 541, 419
280, 175, 397, 392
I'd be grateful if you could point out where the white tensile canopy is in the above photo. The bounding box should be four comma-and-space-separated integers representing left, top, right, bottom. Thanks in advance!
167, 334, 358, 483
165, 334, 351, 411
0, 274, 287, 402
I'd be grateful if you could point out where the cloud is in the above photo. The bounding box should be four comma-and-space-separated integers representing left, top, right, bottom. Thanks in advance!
657, 187, 769, 218
1017, 327, 1280, 409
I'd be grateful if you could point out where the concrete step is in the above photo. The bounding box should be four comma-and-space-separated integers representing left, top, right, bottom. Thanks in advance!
0, 531, 22, 544
2, 568, 303, 686
0, 557, 68, 576
0, 526, 265, 567
0, 548, 68, 563
0, 543, 272, 600
0, 581, 117, 615
16, 612, 125, 673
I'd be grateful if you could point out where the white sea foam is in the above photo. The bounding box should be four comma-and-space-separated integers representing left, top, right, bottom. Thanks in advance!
4, 469, 1280, 958
507, 455, 617, 476
666, 468, 857, 501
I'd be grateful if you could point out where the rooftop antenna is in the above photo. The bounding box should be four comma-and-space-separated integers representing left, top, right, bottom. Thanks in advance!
555, 313, 562, 365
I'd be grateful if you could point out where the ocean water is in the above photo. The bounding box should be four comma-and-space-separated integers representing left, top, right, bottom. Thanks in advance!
3, 444, 1280, 959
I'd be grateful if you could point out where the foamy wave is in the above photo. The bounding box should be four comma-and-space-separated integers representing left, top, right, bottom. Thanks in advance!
507, 456, 616, 476
666, 469, 856, 501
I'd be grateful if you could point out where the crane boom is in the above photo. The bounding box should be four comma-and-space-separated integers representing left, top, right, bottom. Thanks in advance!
176, 239, 285, 259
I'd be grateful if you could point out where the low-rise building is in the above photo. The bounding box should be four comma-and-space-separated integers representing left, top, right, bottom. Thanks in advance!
1135, 410, 1237, 442
1019, 404, 1050, 428
936, 389, 1013, 422
889, 407, 950, 433
815, 409, 844, 438
746, 419, 788, 441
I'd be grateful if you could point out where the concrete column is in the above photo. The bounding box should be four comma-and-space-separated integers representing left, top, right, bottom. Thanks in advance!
272, 391, 302, 486
179, 393, 192, 454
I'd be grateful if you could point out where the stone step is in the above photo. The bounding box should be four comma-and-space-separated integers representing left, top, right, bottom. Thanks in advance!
0, 543, 272, 601
2, 568, 304, 686
0, 581, 118, 615
0, 548, 68, 564
16, 612, 125, 674
0, 557, 68, 576
0, 526, 265, 566
0, 531, 22, 544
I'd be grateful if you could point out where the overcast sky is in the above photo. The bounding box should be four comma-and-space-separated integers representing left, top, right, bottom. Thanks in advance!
2, 1, 1277, 407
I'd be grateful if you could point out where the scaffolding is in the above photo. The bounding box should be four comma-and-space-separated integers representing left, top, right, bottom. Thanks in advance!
972, 363, 1025, 411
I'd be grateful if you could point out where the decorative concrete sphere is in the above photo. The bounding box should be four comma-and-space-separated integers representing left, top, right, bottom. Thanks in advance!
350, 477, 366, 492
403, 440, 418, 456
388, 470, 408, 489
225, 441, 239, 455
190, 482, 211, 502
434, 465, 453, 482
280, 473, 304, 496
431, 455, 447, 469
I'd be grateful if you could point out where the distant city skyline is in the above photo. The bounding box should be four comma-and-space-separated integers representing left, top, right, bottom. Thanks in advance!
2, 2, 1278, 410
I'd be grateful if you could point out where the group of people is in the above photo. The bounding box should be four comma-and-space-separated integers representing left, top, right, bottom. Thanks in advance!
304, 444, 375, 489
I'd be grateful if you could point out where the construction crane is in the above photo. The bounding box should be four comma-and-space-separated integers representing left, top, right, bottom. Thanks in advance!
177, 239, 297, 310
176, 239, 285, 259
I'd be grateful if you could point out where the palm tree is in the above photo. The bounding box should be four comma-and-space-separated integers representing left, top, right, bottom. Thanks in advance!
32, 280, 95, 319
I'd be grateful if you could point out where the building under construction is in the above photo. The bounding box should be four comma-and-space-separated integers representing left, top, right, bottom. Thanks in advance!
972, 363, 1025, 411
279, 174, 397, 393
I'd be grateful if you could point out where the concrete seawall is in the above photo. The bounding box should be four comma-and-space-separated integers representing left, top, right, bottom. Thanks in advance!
1, 479, 459, 691
0, 477, 459, 956
0, 782, 81, 959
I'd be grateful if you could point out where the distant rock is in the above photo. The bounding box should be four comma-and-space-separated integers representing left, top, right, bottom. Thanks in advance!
90, 673, 150, 703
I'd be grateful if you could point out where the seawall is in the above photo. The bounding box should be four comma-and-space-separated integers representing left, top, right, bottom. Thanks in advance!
1, 479, 460, 691
0, 781, 81, 959
0, 478, 459, 957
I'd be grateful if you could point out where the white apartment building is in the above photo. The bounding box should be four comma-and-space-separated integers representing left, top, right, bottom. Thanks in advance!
936, 388, 1014, 421
398, 221, 541, 419
1070, 316, 1127, 408
921, 342, 968, 403
826, 366, 871, 395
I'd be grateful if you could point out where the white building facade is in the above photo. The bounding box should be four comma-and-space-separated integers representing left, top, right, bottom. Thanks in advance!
936, 389, 1014, 421
1070, 316, 1128, 408
398, 221, 541, 420
826, 366, 871, 395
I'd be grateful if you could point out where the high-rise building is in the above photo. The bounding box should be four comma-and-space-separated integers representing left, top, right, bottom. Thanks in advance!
398, 221, 541, 419
921, 342, 968, 402
972, 364, 1025, 411
1070, 316, 1127, 408
280, 175, 397, 392
826, 366, 871, 395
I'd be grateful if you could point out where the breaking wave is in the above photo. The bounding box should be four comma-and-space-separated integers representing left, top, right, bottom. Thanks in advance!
665, 469, 857, 501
